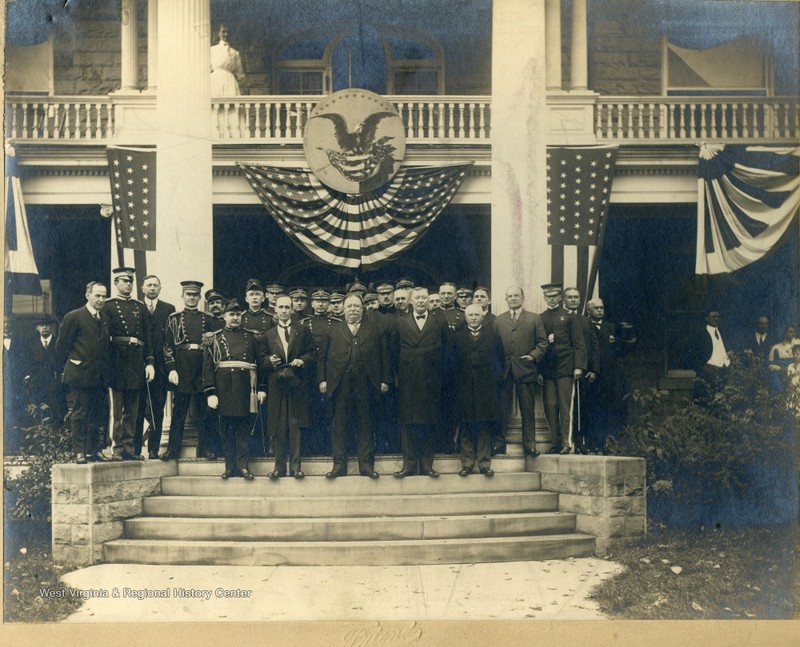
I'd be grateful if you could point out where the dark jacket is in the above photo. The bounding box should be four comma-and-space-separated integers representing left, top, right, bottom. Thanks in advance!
203, 327, 267, 417
102, 296, 154, 390
145, 300, 175, 377
452, 324, 505, 422
164, 308, 219, 394
55, 306, 109, 389
263, 322, 316, 430
495, 309, 548, 383
317, 317, 390, 395
539, 306, 588, 379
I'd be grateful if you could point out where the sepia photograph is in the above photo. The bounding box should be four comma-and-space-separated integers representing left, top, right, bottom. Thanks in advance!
3, 0, 799, 644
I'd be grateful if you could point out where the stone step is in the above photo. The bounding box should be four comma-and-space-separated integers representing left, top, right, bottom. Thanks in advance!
124, 511, 576, 542
103, 533, 595, 566
176, 455, 528, 476
159, 472, 541, 497
142, 491, 560, 518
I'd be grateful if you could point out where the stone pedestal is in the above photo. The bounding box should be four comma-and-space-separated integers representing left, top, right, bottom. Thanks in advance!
51, 461, 176, 566
529, 454, 647, 556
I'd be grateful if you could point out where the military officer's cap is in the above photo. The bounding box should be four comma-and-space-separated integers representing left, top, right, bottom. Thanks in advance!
541, 283, 563, 296
265, 282, 284, 294
311, 289, 331, 301
329, 291, 345, 303
223, 300, 245, 314
456, 286, 473, 296
364, 293, 378, 304
375, 281, 394, 294
180, 280, 204, 294
205, 288, 225, 303
112, 267, 135, 280
348, 281, 368, 294
245, 278, 264, 293
395, 278, 414, 290
289, 287, 308, 299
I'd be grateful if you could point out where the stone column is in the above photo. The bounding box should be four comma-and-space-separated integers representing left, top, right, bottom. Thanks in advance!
119, 0, 139, 91
491, 0, 549, 306
570, 0, 588, 90
545, 0, 562, 90
152, 0, 213, 307
146, 0, 158, 91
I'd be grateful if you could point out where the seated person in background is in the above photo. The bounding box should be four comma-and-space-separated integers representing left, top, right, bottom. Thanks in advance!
768, 325, 798, 393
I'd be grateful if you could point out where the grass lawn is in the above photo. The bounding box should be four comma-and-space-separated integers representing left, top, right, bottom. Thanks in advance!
590, 523, 799, 619
3, 539, 84, 623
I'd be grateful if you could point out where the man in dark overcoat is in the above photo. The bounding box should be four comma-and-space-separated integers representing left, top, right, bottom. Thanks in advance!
317, 294, 389, 478
102, 267, 154, 461
452, 304, 505, 476
55, 281, 110, 463
264, 295, 316, 478
203, 300, 267, 479
24, 315, 65, 423
393, 287, 449, 478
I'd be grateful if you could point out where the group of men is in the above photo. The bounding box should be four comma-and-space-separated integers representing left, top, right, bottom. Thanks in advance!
47, 269, 634, 480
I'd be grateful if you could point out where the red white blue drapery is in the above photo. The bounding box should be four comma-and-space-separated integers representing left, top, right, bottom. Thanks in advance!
239, 163, 472, 271
696, 143, 800, 274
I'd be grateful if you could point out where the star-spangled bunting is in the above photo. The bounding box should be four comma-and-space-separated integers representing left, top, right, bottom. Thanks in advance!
107, 147, 157, 251
239, 163, 472, 270
546, 146, 618, 305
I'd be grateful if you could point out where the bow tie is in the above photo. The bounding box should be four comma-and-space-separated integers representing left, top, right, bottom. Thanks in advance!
416, 315, 426, 320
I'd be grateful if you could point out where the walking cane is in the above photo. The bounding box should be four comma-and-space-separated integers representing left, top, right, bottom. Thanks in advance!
144, 377, 157, 454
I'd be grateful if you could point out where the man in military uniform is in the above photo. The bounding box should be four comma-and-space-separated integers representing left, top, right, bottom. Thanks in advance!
242, 278, 272, 334
265, 282, 285, 318
440, 282, 464, 331
393, 279, 412, 316
203, 301, 267, 479
539, 284, 587, 454
364, 293, 379, 310
375, 281, 396, 315
160, 281, 221, 461
328, 292, 345, 321
205, 288, 226, 320
563, 287, 599, 455
289, 287, 309, 318
455, 286, 473, 312
55, 281, 110, 463
102, 267, 154, 461
305, 289, 333, 456
136, 274, 175, 459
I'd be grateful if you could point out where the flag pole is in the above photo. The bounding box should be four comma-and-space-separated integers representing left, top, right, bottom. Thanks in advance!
585, 206, 610, 311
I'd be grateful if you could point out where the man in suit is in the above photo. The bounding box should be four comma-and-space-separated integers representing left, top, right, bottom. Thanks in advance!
160, 280, 220, 461
55, 281, 109, 463
496, 285, 549, 457
539, 283, 587, 454
687, 308, 731, 402
24, 315, 65, 424
472, 286, 495, 327
741, 315, 773, 365
204, 300, 267, 479
103, 267, 155, 461
563, 287, 600, 455
585, 298, 632, 454
264, 295, 316, 479
136, 274, 175, 459
452, 304, 505, 476
393, 287, 449, 478
318, 294, 390, 478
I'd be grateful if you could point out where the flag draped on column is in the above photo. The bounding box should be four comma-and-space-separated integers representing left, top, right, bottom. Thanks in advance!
240, 163, 472, 271
546, 146, 618, 304
4, 150, 42, 296
695, 143, 800, 275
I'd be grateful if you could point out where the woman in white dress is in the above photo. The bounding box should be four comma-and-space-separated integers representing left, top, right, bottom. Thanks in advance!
211, 24, 246, 136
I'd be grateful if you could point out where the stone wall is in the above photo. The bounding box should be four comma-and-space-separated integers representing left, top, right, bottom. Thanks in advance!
530, 454, 647, 556
51, 461, 176, 567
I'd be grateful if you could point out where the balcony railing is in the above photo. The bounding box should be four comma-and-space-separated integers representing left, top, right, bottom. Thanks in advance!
5, 94, 798, 145
595, 96, 799, 142
212, 95, 492, 142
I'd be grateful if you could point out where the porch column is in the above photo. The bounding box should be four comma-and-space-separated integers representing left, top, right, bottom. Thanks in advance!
570, 0, 588, 90
146, 0, 158, 91
119, 0, 139, 91
545, 0, 563, 90
153, 0, 213, 306
491, 0, 549, 307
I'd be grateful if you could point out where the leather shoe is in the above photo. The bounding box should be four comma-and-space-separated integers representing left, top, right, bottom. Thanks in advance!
110, 453, 124, 462
420, 468, 439, 478
361, 470, 380, 479
325, 470, 344, 479
393, 469, 415, 478
148, 451, 159, 460
578, 446, 589, 455
292, 471, 305, 479
159, 453, 174, 462
221, 470, 234, 479
559, 446, 572, 455
240, 469, 255, 480
524, 447, 540, 458
545, 446, 560, 455
88, 453, 107, 463
458, 468, 471, 477
268, 470, 284, 479
75, 453, 87, 465
480, 467, 494, 477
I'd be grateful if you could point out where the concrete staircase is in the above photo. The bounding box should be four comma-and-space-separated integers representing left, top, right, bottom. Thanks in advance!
102, 456, 595, 566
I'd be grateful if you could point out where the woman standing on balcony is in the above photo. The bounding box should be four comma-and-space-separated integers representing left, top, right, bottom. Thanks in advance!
210, 24, 244, 96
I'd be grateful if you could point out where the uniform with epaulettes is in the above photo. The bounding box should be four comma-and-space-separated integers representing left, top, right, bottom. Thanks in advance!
242, 308, 273, 335
162, 305, 221, 459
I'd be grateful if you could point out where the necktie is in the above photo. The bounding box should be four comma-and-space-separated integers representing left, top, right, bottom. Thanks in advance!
715, 330, 720, 340
281, 325, 290, 344
94, 312, 100, 321
148, 303, 155, 315
42, 338, 49, 349
511, 310, 518, 324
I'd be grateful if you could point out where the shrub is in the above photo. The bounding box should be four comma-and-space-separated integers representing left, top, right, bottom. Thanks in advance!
611, 353, 797, 527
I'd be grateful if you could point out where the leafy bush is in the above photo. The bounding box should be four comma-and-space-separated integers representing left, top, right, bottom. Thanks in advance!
611, 353, 797, 527
7, 404, 73, 523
